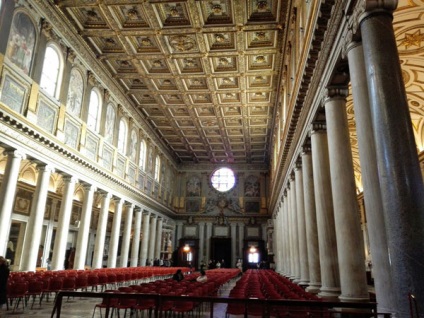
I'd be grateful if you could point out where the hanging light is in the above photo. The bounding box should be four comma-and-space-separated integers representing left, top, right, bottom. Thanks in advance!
249, 246, 257, 253
183, 244, 190, 252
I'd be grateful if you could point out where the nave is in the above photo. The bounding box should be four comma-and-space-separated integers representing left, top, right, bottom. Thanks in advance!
1, 268, 381, 318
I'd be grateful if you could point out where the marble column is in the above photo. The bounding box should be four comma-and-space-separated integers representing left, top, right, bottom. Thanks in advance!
198, 222, 205, 263
206, 222, 213, 262
175, 221, 183, 248
139, 211, 150, 266
51, 175, 78, 270
324, 87, 369, 302
238, 223, 244, 260
108, 197, 124, 268
301, 144, 321, 294
282, 191, 290, 276
130, 207, 142, 267
74, 183, 95, 270
148, 215, 157, 264
310, 123, 340, 299
0, 149, 25, 255
295, 161, 309, 286
275, 203, 283, 273
230, 223, 237, 267
92, 191, 112, 269
347, 36, 396, 313
120, 203, 134, 267
155, 217, 163, 260
289, 177, 300, 281
360, 4, 424, 316
42, 199, 58, 268
20, 163, 54, 271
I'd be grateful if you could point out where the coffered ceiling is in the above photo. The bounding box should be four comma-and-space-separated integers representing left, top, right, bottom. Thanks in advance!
53, 0, 289, 165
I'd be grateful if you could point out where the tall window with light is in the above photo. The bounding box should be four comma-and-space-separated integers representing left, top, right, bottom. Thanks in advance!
154, 155, 161, 181
139, 140, 146, 170
40, 44, 63, 99
117, 118, 128, 154
87, 88, 102, 132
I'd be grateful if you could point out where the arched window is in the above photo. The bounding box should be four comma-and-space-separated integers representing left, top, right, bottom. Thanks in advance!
40, 44, 63, 99
87, 88, 102, 132
117, 118, 128, 153
66, 68, 84, 117
139, 140, 146, 170
104, 103, 116, 143
154, 155, 161, 181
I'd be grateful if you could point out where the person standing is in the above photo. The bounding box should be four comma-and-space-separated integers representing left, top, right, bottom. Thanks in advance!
0, 256, 10, 309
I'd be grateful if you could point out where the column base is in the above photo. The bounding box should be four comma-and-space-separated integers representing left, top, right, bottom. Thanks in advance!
318, 286, 341, 300
298, 280, 310, 288
306, 282, 321, 294
338, 295, 370, 303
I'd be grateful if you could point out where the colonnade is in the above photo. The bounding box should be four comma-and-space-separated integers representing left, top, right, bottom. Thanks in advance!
274, 2, 424, 318
0, 148, 169, 272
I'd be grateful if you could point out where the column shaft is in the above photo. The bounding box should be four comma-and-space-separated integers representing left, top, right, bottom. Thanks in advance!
92, 192, 112, 269
20, 164, 53, 271
74, 184, 95, 270
120, 204, 134, 267
302, 147, 321, 294
325, 88, 369, 301
311, 128, 340, 299
51, 176, 78, 270
130, 208, 142, 267
198, 222, 205, 263
230, 224, 237, 267
347, 40, 394, 312
154, 217, 163, 260
362, 8, 424, 314
282, 192, 290, 276
0, 150, 25, 255
295, 164, 309, 285
148, 215, 157, 264
139, 212, 150, 266
108, 198, 124, 268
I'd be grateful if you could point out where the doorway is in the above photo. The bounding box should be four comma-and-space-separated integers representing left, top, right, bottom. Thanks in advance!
211, 237, 231, 268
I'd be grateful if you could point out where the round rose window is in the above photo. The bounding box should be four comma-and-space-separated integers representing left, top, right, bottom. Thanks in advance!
210, 167, 235, 192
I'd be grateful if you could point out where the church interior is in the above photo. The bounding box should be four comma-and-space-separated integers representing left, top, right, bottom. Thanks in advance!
0, 0, 423, 317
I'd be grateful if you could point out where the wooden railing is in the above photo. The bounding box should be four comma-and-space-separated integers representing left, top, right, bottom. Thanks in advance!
50, 290, 389, 318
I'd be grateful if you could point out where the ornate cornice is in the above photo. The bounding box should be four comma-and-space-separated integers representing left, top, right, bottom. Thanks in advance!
0, 108, 175, 217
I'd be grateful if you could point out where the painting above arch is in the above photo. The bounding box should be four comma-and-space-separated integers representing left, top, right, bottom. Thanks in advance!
6, 11, 36, 75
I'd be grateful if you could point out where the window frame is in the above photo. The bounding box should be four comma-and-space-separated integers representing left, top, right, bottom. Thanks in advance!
117, 117, 128, 154
39, 43, 64, 99
87, 87, 102, 133
154, 155, 161, 181
139, 139, 146, 170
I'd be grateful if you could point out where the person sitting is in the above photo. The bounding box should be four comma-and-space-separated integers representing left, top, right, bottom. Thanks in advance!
172, 269, 184, 282
196, 270, 207, 283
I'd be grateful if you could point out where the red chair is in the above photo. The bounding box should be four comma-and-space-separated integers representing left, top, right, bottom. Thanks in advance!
7, 281, 28, 313
45, 276, 63, 302
87, 273, 99, 291
134, 294, 156, 318
92, 290, 119, 318
98, 273, 109, 292
75, 274, 88, 291
115, 288, 137, 318
26, 279, 44, 308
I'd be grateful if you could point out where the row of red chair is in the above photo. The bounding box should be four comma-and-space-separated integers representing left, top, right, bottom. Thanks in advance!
226, 270, 325, 318
6, 266, 190, 313
92, 269, 240, 318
